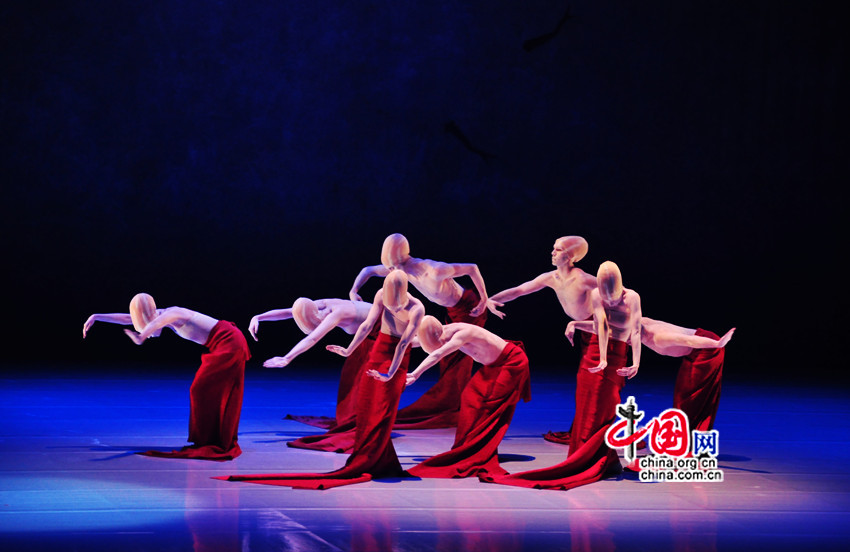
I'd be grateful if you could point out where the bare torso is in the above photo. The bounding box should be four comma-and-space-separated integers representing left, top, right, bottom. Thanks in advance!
316, 299, 372, 334
380, 296, 424, 337
595, 289, 640, 343
401, 258, 464, 308
441, 323, 508, 366
162, 307, 219, 345
545, 267, 596, 321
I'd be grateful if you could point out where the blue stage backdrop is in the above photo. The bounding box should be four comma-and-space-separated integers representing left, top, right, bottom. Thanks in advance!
1, 1, 845, 380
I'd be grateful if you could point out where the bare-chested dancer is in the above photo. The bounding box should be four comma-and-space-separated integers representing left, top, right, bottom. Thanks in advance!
217, 271, 424, 489
389, 316, 531, 479
83, 293, 250, 460
588, 261, 643, 379
487, 236, 596, 442
487, 236, 595, 324
481, 261, 641, 490
566, 317, 733, 358
332, 270, 425, 381
249, 298, 375, 431
348, 233, 490, 428
250, 298, 372, 368
568, 316, 734, 433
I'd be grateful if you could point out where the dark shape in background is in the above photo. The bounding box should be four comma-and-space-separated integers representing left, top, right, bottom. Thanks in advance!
0, 1, 845, 383
445, 120, 496, 161
523, 4, 574, 52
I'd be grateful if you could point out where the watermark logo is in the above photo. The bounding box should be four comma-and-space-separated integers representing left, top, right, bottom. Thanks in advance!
605, 396, 724, 482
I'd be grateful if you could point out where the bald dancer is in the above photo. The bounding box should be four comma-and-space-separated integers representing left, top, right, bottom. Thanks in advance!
388, 316, 531, 479
483, 261, 641, 490
487, 236, 596, 442
349, 233, 490, 428
249, 298, 377, 432
83, 293, 250, 460
218, 271, 424, 489
568, 317, 734, 433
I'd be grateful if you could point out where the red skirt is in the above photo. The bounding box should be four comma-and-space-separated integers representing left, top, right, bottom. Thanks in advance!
542, 328, 592, 445
481, 333, 627, 490
285, 325, 382, 451
673, 328, 724, 432
140, 320, 250, 461
408, 340, 531, 479
216, 331, 411, 489
393, 286, 486, 429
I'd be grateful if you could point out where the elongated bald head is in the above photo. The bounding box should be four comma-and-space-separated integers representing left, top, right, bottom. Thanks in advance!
381, 233, 410, 269
552, 236, 588, 267
382, 269, 409, 312
292, 297, 322, 334
417, 315, 444, 354
597, 261, 624, 304
129, 293, 157, 332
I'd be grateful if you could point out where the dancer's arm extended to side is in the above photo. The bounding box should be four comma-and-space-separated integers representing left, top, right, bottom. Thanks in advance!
82, 313, 133, 337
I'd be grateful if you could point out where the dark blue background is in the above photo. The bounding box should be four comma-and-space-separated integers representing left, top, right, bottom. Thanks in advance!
2, 1, 845, 381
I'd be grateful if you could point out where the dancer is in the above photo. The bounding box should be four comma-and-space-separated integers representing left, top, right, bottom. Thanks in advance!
83, 293, 250, 461
349, 233, 490, 429
380, 315, 530, 478
487, 236, 596, 323
216, 270, 424, 489
486, 236, 596, 443
568, 317, 734, 432
482, 261, 641, 490
249, 298, 377, 431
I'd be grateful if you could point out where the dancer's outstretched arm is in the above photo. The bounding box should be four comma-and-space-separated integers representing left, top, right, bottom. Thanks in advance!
264, 311, 346, 368
326, 293, 383, 357
653, 327, 735, 350
82, 313, 133, 337
487, 272, 551, 319
431, 261, 490, 317
248, 308, 294, 341
349, 265, 391, 301
405, 335, 465, 386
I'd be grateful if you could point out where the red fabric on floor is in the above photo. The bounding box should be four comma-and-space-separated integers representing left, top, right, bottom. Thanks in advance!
285, 325, 381, 447
673, 328, 724, 433
140, 320, 250, 461
481, 333, 627, 490
408, 340, 531, 479
216, 331, 411, 489
541, 328, 591, 445
393, 287, 486, 429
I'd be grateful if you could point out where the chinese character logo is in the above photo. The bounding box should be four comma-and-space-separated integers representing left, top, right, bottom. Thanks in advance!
605, 396, 725, 483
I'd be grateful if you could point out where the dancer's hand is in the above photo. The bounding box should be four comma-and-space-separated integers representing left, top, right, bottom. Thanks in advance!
367, 369, 391, 382
124, 329, 146, 345
470, 299, 487, 318
325, 344, 351, 357
263, 356, 291, 368
248, 316, 261, 341
565, 322, 576, 345
82, 315, 96, 338
617, 364, 638, 379
587, 360, 607, 373
485, 299, 505, 319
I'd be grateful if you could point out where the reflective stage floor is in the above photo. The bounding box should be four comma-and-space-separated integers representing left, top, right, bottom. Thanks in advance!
1, 363, 848, 551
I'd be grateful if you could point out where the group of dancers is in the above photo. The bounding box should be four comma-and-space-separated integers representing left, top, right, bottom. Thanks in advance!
82, 233, 733, 491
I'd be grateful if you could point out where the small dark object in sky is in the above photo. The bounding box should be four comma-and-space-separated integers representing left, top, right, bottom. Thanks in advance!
444, 121, 496, 161
523, 5, 573, 52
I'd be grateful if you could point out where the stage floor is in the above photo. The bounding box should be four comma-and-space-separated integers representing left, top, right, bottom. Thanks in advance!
1, 363, 848, 551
